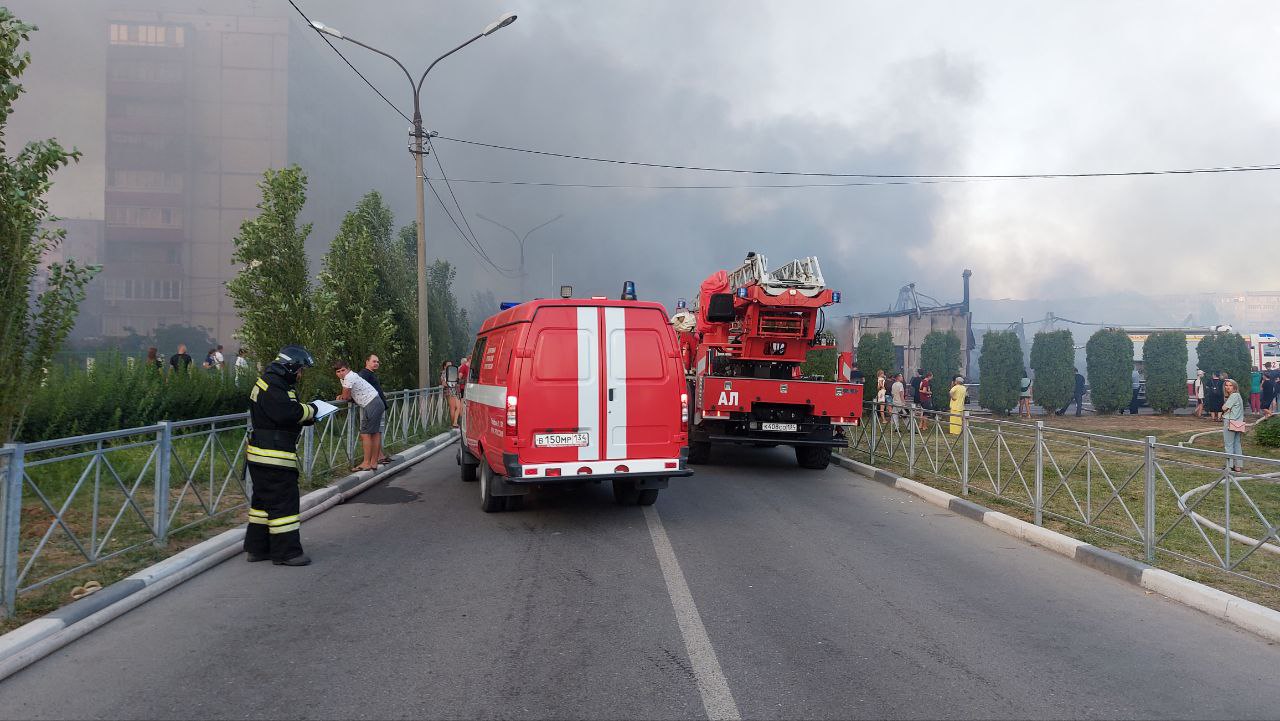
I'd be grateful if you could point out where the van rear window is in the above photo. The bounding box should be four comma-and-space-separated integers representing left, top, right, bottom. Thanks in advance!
611, 328, 667, 380
533, 330, 591, 381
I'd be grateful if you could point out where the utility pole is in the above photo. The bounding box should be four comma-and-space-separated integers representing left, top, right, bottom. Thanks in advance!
309, 13, 518, 392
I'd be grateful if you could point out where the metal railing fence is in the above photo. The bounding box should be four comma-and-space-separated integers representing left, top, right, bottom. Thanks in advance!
0, 387, 448, 616
846, 401, 1280, 590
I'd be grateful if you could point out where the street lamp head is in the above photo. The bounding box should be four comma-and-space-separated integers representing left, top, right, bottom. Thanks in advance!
309, 20, 344, 39
482, 12, 518, 36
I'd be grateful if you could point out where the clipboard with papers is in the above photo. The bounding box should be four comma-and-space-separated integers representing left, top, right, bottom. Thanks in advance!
311, 399, 340, 421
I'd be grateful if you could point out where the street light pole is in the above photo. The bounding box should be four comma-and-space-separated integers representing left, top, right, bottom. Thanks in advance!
309, 13, 517, 393
475, 213, 562, 300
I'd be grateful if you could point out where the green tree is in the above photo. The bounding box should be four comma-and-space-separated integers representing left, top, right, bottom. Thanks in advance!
1196, 332, 1251, 392
1085, 329, 1133, 414
316, 208, 396, 374
919, 331, 961, 411
1144, 331, 1189, 414
364, 212, 416, 390
427, 259, 471, 377
978, 331, 1023, 415
856, 331, 896, 384
226, 166, 318, 382
1030, 329, 1074, 413
0, 10, 97, 442
801, 332, 837, 379
468, 288, 498, 336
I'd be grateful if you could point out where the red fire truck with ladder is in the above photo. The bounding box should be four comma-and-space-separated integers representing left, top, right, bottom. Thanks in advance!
675, 252, 863, 469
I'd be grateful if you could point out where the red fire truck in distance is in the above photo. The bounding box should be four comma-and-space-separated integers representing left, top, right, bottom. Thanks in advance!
676, 253, 862, 470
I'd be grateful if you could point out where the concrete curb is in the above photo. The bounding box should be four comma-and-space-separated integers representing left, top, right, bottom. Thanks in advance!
0, 429, 459, 681
833, 453, 1280, 645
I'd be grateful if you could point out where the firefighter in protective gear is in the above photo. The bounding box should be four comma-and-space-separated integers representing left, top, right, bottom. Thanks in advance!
245, 345, 319, 566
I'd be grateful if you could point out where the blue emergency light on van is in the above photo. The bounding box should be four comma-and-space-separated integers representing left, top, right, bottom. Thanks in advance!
621, 281, 637, 301
499, 301, 521, 310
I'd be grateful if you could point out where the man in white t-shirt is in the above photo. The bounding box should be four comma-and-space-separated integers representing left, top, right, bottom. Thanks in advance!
334, 360, 385, 472
213, 344, 225, 370
890, 372, 907, 430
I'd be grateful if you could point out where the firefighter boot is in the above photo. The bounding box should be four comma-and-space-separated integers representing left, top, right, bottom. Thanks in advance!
274, 553, 311, 566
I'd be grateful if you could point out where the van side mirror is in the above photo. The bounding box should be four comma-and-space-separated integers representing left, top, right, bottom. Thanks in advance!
705, 293, 736, 323
445, 366, 459, 386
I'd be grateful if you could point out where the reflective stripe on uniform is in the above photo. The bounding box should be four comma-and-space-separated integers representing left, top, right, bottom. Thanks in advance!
268, 514, 299, 526
287, 390, 297, 399
269, 522, 300, 534
246, 445, 298, 469
255, 378, 268, 391
299, 403, 314, 422
248, 508, 268, 524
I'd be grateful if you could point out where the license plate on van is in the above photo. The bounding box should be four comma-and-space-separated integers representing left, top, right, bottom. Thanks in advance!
534, 432, 590, 448
761, 422, 798, 432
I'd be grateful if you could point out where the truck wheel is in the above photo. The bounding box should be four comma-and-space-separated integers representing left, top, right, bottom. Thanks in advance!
458, 446, 478, 482
636, 488, 659, 506
688, 441, 711, 465
612, 479, 640, 505
479, 463, 506, 512
796, 446, 831, 470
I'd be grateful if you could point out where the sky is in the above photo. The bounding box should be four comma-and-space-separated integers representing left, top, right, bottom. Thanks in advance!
15, 0, 1280, 317
282, 0, 1280, 313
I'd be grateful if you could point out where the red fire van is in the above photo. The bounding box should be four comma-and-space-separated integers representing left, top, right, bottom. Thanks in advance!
457, 294, 692, 511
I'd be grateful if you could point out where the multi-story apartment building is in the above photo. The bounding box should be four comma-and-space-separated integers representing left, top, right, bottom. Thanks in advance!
8, 0, 288, 346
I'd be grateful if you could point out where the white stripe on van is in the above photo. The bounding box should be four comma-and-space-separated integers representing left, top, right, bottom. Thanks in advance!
465, 383, 507, 409
605, 306, 628, 460
577, 306, 600, 461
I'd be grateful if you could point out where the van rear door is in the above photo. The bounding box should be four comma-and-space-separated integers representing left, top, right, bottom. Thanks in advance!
605, 307, 680, 460
521, 306, 602, 464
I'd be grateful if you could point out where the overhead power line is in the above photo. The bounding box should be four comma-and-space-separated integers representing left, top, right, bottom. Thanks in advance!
287, 0, 518, 277
434, 134, 1280, 181
423, 175, 983, 189
286, 0, 411, 123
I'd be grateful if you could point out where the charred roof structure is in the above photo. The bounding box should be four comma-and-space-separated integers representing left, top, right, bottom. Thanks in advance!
839, 270, 975, 377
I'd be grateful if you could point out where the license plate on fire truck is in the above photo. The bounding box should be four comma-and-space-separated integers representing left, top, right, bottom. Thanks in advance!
534, 432, 590, 448
761, 422, 798, 432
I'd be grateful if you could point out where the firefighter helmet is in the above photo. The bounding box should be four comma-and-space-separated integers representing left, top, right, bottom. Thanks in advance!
275, 345, 316, 374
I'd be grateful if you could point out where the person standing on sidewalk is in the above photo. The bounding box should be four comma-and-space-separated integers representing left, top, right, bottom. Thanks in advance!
948, 376, 966, 435
245, 345, 318, 567
1250, 369, 1263, 414
1057, 368, 1086, 416
1222, 379, 1246, 472
1126, 366, 1142, 415
358, 354, 391, 465
334, 360, 385, 473
1193, 370, 1205, 418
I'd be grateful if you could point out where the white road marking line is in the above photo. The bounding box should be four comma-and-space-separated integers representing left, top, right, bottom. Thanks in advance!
643, 506, 741, 721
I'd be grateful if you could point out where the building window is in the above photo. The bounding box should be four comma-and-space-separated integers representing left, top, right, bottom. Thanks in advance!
109, 98, 183, 121
108, 133, 178, 151
104, 278, 181, 302
108, 60, 184, 83
105, 206, 184, 228
109, 23, 185, 48
107, 170, 184, 193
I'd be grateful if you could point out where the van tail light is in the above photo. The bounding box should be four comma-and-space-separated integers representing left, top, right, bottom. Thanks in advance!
680, 392, 689, 429
506, 395, 518, 432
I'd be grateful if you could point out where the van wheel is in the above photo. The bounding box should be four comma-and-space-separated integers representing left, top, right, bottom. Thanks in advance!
479, 463, 506, 512
612, 479, 640, 505
636, 488, 659, 506
688, 441, 711, 465
796, 446, 831, 470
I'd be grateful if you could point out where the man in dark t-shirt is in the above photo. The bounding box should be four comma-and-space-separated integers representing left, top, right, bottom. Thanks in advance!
169, 344, 192, 373
357, 354, 391, 463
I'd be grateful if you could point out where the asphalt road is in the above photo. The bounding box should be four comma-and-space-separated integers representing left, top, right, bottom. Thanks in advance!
2, 443, 1279, 719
